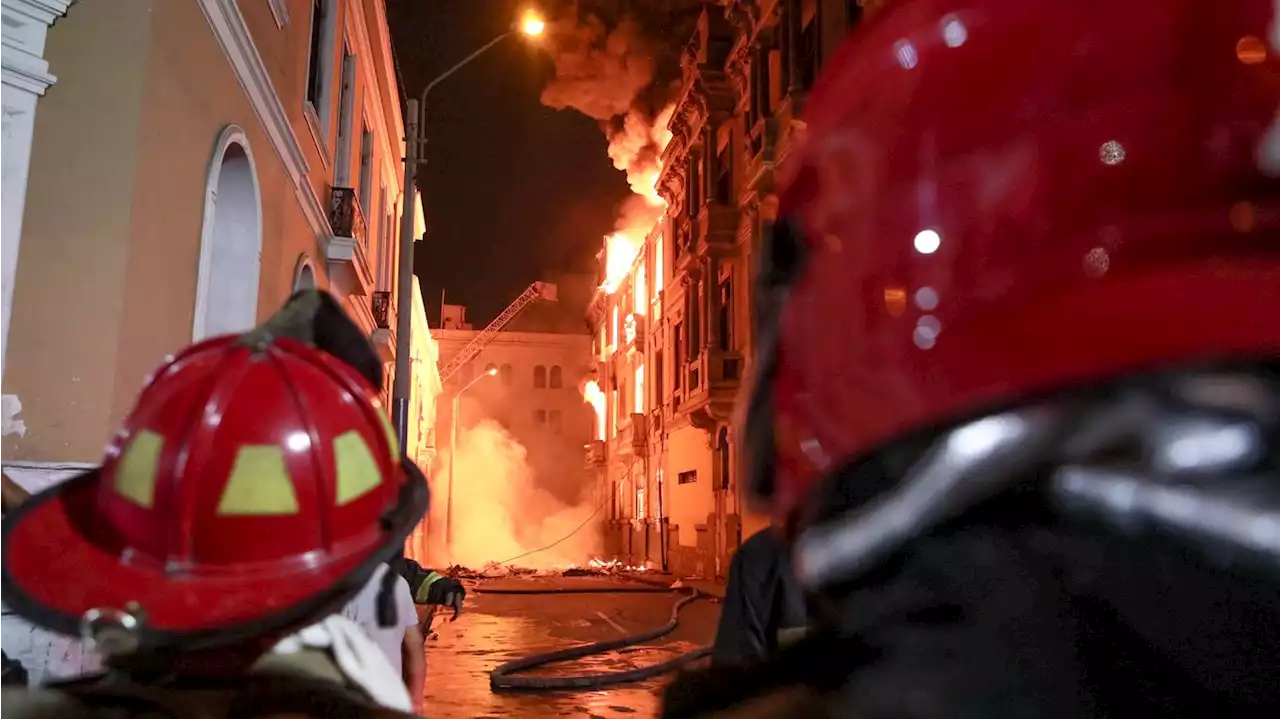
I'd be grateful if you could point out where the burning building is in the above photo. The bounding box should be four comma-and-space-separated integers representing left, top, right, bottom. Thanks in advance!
581, 0, 874, 579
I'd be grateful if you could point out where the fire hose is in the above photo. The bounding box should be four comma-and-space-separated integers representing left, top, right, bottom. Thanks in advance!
479, 583, 713, 692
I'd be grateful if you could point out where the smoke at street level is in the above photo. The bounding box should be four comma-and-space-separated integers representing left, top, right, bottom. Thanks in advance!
435, 418, 600, 569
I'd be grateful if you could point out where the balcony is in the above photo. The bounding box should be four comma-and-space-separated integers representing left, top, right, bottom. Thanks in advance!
696, 204, 739, 255
370, 290, 394, 361
614, 413, 648, 456
677, 349, 743, 430
325, 187, 374, 296
744, 117, 779, 195
585, 439, 607, 469
623, 312, 646, 351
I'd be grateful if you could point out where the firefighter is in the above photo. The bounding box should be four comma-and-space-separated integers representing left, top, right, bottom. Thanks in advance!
709, 527, 807, 668
663, 0, 1280, 716
0, 291, 429, 718
390, 556, 466, 623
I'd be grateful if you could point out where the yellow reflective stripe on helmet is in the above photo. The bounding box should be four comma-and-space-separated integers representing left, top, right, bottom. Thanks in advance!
217, 446, 300, 515
114, 430, 163, 508
333, 430, 381, 505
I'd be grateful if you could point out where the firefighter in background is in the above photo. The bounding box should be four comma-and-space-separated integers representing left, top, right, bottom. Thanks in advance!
709, 527, 807, 668
663, 0, 1280, 715
1, 291, 429, 717
390, 556, 466, 626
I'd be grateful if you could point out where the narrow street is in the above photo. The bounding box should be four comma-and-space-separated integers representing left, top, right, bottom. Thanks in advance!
422, 576, 720, 718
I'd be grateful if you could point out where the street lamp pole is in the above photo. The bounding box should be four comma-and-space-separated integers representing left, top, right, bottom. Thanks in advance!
391, 13, 544, 449
445, 368, 496, 553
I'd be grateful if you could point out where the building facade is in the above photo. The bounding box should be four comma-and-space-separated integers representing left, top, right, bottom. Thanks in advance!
586, 0, 876, 579
430, 305, 594, 560
0, 0, 436, 682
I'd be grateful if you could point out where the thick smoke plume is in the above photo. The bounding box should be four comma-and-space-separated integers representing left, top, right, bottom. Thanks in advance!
433, 418, 600, 569
540, 3, 686, 287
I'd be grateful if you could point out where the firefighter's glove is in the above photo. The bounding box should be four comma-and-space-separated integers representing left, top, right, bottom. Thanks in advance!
417, 572, 465, 620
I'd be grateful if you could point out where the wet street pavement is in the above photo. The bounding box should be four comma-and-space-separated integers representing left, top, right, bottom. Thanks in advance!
422, 575, 720, 718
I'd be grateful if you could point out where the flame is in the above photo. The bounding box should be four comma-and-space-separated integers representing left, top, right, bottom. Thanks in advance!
588, 557, 649, 573
603, 230, 645, 294
600, 104, 675, 295
634, 262, 647, 315
583, 380, 606, 439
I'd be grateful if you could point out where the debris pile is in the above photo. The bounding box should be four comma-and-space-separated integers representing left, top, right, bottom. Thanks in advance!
442, 558, 651, 580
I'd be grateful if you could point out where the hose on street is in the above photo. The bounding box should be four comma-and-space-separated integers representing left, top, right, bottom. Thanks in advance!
480, 583, 713, 692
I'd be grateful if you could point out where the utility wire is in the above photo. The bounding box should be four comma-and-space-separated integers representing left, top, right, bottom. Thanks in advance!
493, 495, 609, 567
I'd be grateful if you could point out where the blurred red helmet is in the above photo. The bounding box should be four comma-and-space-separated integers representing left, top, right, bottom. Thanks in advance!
743, 0, 1280, 538
1, 307, 427, 656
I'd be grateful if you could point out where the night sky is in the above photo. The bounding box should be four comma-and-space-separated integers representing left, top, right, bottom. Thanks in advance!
386, 0, 632, 327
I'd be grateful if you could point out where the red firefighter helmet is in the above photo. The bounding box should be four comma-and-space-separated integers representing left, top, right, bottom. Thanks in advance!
743, 0, 1280, 539
1, 324, 427, 654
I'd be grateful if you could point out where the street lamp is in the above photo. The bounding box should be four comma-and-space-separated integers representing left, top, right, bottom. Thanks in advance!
392, 10, 546, 450
445, 366, 497, 553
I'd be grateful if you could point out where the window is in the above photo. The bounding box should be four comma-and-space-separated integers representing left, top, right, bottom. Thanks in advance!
549, 365, 563, 389
549, 410, 562, 432
718, 275, 733, 351
748, 47, 772, 129
688, 279, 701, 361
672, 323, 683, 390
534, 409, 547, 425
714, 138, 732, 205
358, 121, 374, 222
636, 483, 646, 520
334, 49, 356, 185
678, 470, 697, 485
798, 10, 819, 90
500, 363, 513, 386
686, 154, 701, 220
376, 186, 388, 283
485, 362, 498, 376
654, 349, 665, 401
708, 37, 733, 70
533, 365, 547, 388
305, 0, 329, 110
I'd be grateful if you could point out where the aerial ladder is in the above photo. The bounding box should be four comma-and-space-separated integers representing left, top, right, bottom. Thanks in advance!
437, 281, 558, 384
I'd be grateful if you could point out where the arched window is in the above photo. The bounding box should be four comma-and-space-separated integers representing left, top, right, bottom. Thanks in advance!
549, 365, 563, 389
194, 126, 262, 340
500, 363, 513, 386
533, 365, 547, 388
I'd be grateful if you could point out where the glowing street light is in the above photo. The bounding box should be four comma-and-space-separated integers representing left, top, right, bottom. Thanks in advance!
519, 11, 546, 37
393, 9, 547, 452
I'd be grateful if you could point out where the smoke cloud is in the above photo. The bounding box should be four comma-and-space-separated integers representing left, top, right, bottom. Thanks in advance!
540, 15, 655, 123
540, 3, 690, 277
433, 418, 601, 569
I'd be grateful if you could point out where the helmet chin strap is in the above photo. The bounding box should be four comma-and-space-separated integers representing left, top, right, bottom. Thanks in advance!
793, 367, 1280, 591
1052, 371, 1280, 575
793, 405, 1066, 588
